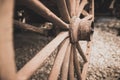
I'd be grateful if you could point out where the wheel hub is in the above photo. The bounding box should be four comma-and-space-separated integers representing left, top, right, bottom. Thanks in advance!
69, 17, 92, 44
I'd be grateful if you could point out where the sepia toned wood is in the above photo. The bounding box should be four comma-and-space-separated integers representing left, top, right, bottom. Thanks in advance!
81, 41, 92, 80
49, 38, 69, 80
92, 0, 94, 21
76, 42, 87, 62
75, 0, 81, 16
69, 17, 80, 43
109, 0, 115, 9
66, 0, 76, 17
61, 44, 71, 80
82, 10, 89, 16
77, 0, 88, 17
82, 15, 93, 20
87, 0, 94, 21
17, 32, 68, 80
23, 0, 69, 29
1, 0, 94, 79
73, 44, 82, 80
14, 20, 50, 35
0, 0, 16, 80
68, 45, 75, 80
56, 0, 70, 23
78, 18, 92, 41
15, 0, 94, 79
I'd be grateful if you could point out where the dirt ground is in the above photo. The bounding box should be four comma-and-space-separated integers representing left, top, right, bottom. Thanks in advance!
87, 17, 120, 80
14, 17, 120, 80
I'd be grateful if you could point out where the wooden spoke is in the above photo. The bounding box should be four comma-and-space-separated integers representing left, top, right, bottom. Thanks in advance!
15, 0, 94, 80
76, 42, 87, 62
91, 0, 94, 21
77, 0, 88, 17
56, 0, 70, 23
49, 38, 69, 80
82, 14, 93, 20
2, 0, 94, 79
81, 41, 92, 80
14, 20, 51, 35
61, 44, 71, 80
68, 45, 75, 80
75, 0, 81, 16
82, 10, 89, 16
66, 0, 76, 17
17, 32, 68, 80
73, 44, 82, 80
23, 0, 69, 29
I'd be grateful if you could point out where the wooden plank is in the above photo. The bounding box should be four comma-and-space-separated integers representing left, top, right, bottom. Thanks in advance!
73, 44, 82, 80
61, 44, 71, 80
23, 0, 69, 29
66, 0, 76, 17
77, 0, 88, 17
81, 41, 92, 80
49, 38, 69, 80
56, 0, 70, 23
68, 44, 74, 80
0, 0, 16, 80
17, 32, 68, 80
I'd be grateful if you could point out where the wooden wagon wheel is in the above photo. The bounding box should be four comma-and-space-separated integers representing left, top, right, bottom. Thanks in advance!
16, 0, 94, 80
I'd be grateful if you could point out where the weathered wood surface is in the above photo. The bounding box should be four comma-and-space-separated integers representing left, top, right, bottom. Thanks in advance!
77, 0, 88, 17
81, 41, 92, 80
14, 0, 94, 79
61, 44, 71, 80
66, 0, 76, 17
17, 32, 68, 80
68, 45, 75, 80
56, 0, 70, 23
75, 0, 80, 16
21, 0, 69, 29
76, 42, 87, 62
0, 0, 16, 80
0, 0, 94, 79
14, 20, 51, 35
73, 44, 82, 80
49, 38, 69, 80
